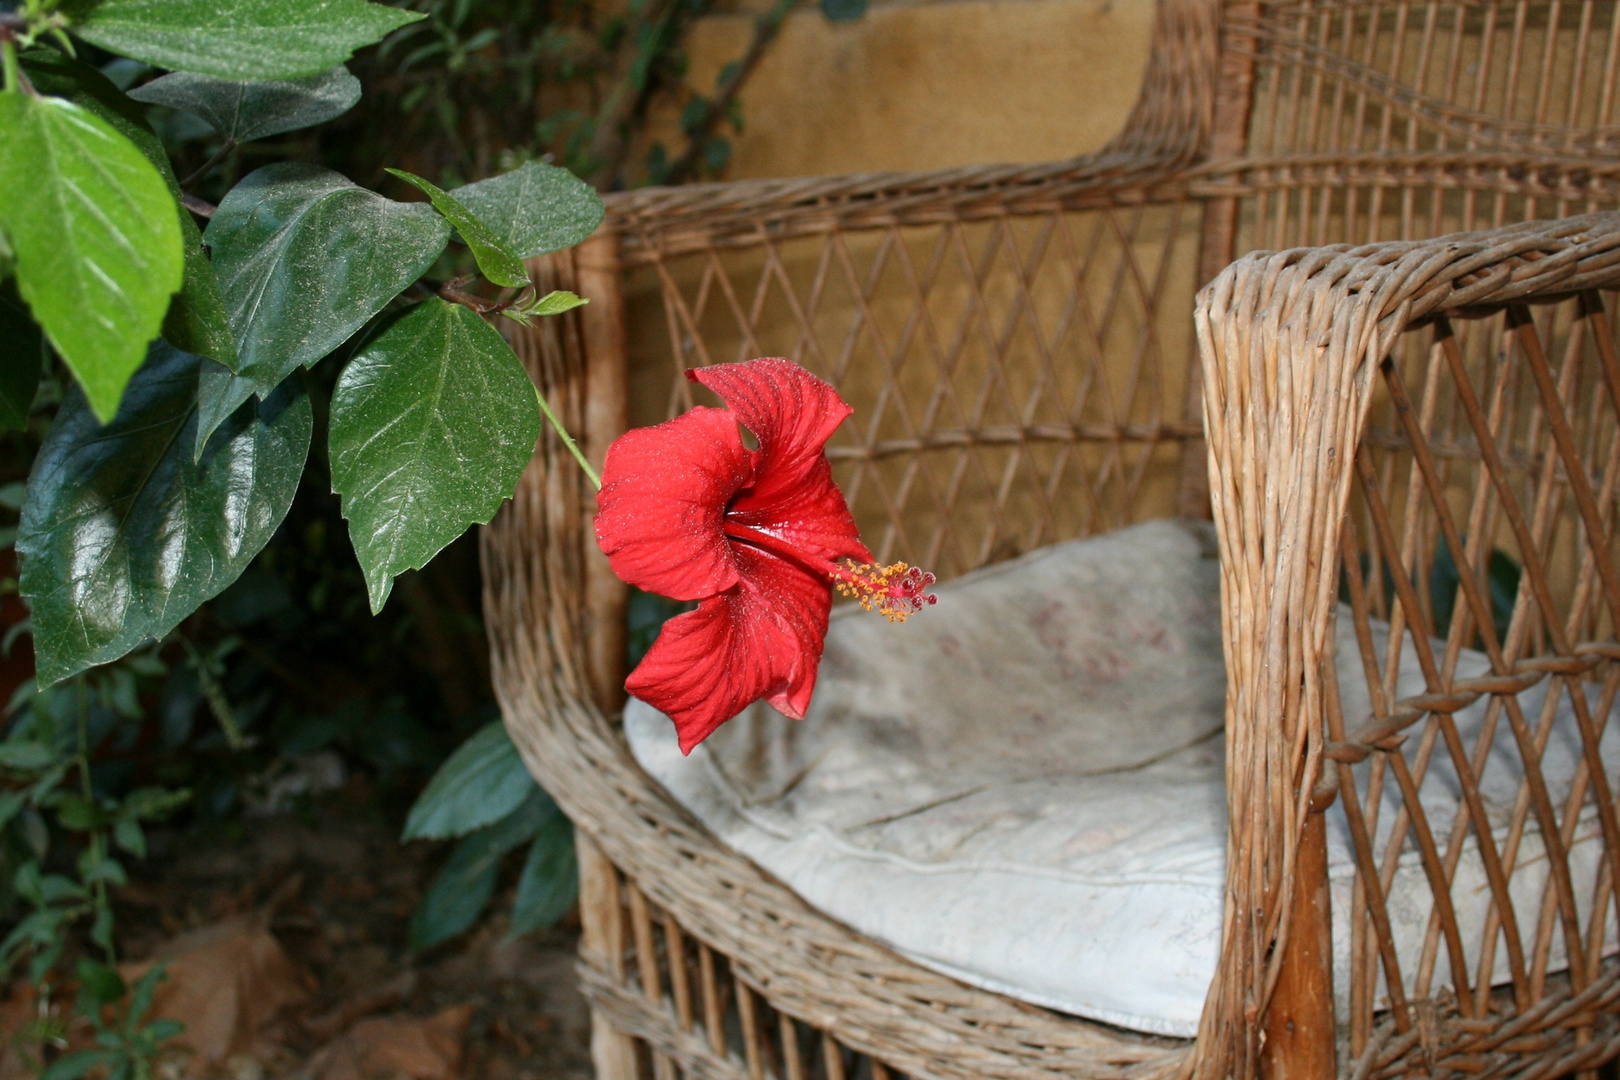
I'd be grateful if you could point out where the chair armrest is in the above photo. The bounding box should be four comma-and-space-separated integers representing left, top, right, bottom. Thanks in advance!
1189, 210, 1620, 1078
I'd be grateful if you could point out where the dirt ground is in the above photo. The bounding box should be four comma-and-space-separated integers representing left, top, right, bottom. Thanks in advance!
1, 780, 594, 1080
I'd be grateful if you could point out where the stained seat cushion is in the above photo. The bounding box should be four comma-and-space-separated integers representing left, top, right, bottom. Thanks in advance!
625, 519, 1619, 1036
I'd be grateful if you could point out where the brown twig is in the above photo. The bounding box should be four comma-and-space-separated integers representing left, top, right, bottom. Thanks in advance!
180, 193, 217, 219
584, 0, 683, 188
663, 0, 796, 185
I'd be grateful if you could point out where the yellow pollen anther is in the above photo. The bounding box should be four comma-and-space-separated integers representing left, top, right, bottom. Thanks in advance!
832, 560, 939, 623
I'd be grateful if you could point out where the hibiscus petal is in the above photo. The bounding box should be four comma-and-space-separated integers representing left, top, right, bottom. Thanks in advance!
691, 359, 871, 565
688, 358, 851, 501
626, 545, 831, 754
594, 406, 753, 601
728, 456, 872, 565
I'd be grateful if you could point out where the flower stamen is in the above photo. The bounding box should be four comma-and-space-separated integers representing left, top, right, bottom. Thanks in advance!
832, 559, 939, 622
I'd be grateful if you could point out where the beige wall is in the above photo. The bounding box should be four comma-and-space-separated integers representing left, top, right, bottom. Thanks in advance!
641, 0, 1155, 180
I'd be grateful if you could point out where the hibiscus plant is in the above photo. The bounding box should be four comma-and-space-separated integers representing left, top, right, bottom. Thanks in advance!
0, 0, 604, 690
0, 0, 603, 1042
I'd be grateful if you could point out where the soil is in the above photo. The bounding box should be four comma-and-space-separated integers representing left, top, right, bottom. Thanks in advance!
1, 781, 594, 1080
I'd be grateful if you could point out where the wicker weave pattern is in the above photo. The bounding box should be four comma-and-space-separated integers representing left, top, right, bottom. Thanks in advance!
1199, 215, 1620, 1078
480, 0, 1620, 1076
626, 204, 1204, 580
486, 245, 1190, 1080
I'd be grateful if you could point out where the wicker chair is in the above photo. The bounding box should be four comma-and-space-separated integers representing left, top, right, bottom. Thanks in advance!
481, 0, 1620, 1075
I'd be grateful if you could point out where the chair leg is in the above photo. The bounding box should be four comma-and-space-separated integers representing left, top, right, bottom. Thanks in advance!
578, 830, 642, 1080
1261, 807, 1337, 1080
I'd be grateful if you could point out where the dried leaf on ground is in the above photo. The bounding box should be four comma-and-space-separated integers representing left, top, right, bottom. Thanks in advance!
121, 913, 314, 1067
307, 1004, 474, 1080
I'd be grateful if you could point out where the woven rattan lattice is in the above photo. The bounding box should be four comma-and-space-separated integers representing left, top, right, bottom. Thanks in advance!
481, 1, 1620, 1077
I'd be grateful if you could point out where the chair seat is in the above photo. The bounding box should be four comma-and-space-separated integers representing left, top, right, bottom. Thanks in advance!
627, 520, 1620, 1037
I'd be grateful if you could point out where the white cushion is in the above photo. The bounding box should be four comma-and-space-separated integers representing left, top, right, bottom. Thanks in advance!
626, 519, 1620, 1036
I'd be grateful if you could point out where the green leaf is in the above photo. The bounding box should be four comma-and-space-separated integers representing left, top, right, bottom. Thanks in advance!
0, 791, 25, 831
0, 92, 182, 422
53, 794, 105, 831
403, 720, 533, 841
128, 66, 362, 143
18, 344, 312, 686
449, 161, 604, 260
121, 785, 191, 821
75, 958, 127, 1007
409, 833, 501, 953
0, 284, 44, 431
113, 817, 146, 858
63, 0, 423, 81
78, 849, 128, 887
328, 300, 540, 612
20, 50, 238, 372
41, 1050, 120, 1080
16, 863, 88, 906
0, 742, 57, 771
145, 1019, 183, 1043
197, 162, 450, 451
821, 0, 868, 20
409, 789, 551, 951
127, 964, 167, 1027
510, 811, 577, 936
386, 168, 529, 289
531, 290, 588, 317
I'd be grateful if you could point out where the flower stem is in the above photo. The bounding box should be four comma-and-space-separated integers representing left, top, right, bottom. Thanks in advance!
1, 36, 21, 94
534, 384, 601, 490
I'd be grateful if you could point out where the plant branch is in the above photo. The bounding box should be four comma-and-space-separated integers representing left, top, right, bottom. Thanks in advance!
584, 0, 682, 188
534, 383, 600, 489
180, 193, 217, 219
179, 138, 237, 190
1, 32, 27, 95
663, 0, 795, 185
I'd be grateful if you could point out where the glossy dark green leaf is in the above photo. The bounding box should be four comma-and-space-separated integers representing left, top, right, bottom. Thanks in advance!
509, 809, 576, 936
128, 66, 362, 143
21, 51, 238, 372
329, 300, 540, 612
0, 284, 44, 431
63, 0, 422, 80
409, 789, 550, 951
403, 720, 534, 841
18, 344, 312, 686
0, 91, 182, 422
386, 168, 529, 288
449, 161, 604, 260
197, 162, 450, 451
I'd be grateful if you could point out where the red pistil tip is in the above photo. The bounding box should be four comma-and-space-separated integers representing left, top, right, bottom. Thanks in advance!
832, 560, 939, 623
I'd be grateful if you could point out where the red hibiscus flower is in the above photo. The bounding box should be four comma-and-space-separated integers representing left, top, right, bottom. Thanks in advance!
594, 358, 936, 754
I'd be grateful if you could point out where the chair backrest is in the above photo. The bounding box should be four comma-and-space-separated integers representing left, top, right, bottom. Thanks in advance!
596, 0, 1228, 586
1213, 0, 1620, 253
